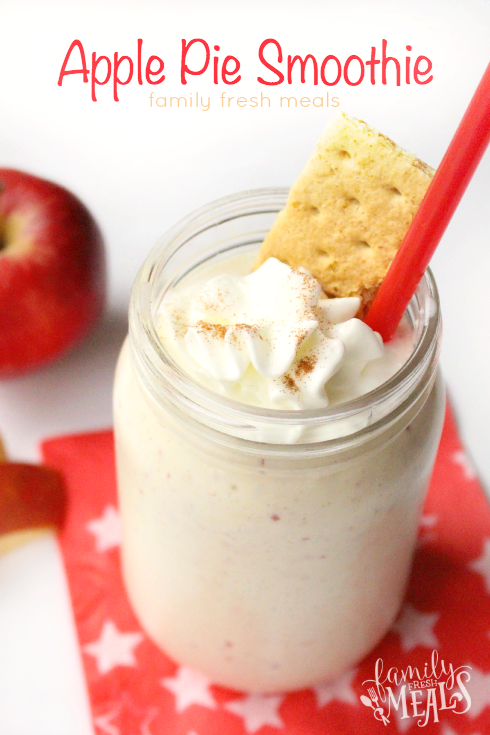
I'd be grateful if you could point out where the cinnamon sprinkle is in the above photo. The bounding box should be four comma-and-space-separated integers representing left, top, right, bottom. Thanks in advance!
194, 321, 228, 340
294, 328, 309, 349
283, 375, 299, 393
192, 321, 263, 343
295, 355, 317, 379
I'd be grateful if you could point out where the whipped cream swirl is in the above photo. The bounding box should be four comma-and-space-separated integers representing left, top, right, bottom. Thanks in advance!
158, 257, 406, 411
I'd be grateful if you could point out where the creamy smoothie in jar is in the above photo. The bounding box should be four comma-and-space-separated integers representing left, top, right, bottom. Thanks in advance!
114, 188, 445, 693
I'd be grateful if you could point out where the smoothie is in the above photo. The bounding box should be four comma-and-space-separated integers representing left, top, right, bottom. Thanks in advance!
113, 189, 445, 692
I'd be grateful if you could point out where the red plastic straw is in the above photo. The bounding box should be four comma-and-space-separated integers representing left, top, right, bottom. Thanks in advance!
365, 62, 490, 341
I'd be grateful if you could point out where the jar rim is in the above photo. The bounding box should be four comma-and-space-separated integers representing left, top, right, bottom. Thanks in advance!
129, 188, 442, 446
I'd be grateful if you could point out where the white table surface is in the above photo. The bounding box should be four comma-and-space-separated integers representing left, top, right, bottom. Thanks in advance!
0, 0, 489, 732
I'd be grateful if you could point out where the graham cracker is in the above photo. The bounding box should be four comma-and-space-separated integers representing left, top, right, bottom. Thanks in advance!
255, 112, 434, 314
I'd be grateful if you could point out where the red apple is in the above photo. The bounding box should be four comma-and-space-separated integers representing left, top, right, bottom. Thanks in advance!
0, 168, 106, 377
0, 461, 66, 555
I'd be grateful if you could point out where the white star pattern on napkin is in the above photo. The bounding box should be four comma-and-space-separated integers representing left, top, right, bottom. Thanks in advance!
392, 701, 413, 734
465, 664, 490, 719
225, 694, 284, 733
86, 505, 122, 552
443, 726, 482, 735
94, 705, 158, 735
94, 709, 120, 735
420, 514, 438, 529
84, 620, 143, 674
392, 604, 439, 652
451, 450, 477, 480
313, 668, 358, 708
139, 707, 158, 735
418, 514, 438, 546
161, 667, 216, 712
469, 539, 490, 594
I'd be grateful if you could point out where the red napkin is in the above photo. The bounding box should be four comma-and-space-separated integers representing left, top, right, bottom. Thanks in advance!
42, 403, 490, 735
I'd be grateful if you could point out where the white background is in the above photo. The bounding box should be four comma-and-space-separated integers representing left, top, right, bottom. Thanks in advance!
0, 0, 489, 732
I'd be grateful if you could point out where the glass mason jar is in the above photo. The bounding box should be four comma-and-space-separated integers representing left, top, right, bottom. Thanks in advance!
113, 189, 445, 693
